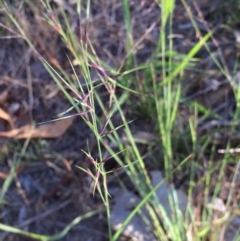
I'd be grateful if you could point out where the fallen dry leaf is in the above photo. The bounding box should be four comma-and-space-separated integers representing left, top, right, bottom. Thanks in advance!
0, 89, 8, 104
0, 116, 75, 139
0, 108, 15, 129
0, 165, 25, 180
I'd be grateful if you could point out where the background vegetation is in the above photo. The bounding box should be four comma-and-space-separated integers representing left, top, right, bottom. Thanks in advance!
0, 0, 240, 240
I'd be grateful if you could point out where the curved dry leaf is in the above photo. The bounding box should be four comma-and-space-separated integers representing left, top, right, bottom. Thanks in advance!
0, 89, 8, 104
0, 165, 25, 180
0, 116, 75, 139
0, 108, 14, 129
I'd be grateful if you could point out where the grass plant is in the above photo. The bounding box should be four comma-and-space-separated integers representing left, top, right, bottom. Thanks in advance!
1, 0, 240, 240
